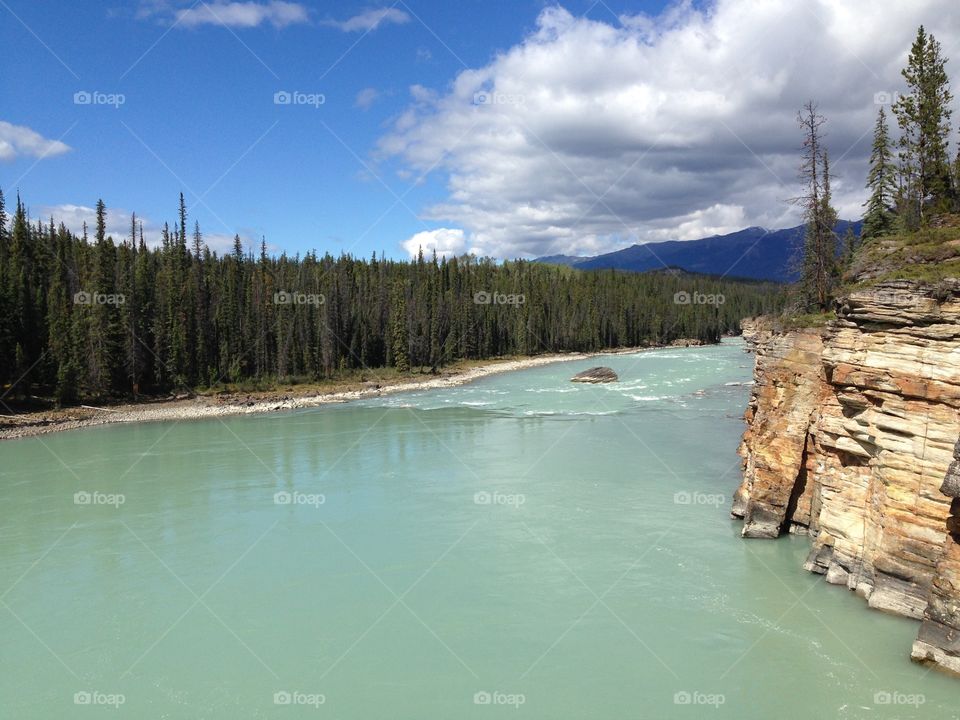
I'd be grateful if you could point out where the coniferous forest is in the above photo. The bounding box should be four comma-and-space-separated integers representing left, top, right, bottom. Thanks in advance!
0, 191, 783, 404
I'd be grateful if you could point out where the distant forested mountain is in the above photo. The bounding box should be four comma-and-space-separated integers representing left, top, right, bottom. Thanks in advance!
536, 221, 862, 281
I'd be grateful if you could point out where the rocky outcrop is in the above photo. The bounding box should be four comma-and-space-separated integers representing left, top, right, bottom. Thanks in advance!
571, 367, 619, 383
733, 280, 960, 675
732, 328, 828, 537
739, 317, 775, 352
913, 440, 960, 676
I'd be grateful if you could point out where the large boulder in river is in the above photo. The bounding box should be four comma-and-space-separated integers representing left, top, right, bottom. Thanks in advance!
571, 366, 618, 383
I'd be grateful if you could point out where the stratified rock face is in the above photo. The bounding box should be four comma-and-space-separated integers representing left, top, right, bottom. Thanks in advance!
732, 329, 827, 538
913, 440, 960, 676
571, 367, 619, 383
740, 317, 775, 353
733, 281, 960, 676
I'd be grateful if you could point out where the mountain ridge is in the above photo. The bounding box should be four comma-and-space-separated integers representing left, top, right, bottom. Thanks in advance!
534, 221, 862, 282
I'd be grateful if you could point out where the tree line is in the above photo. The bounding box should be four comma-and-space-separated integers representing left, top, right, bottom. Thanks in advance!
797, 25, 960, 311
0, 192, 784, 404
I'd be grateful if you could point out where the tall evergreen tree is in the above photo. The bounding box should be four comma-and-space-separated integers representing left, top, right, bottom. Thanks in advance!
391, 283, 410, 373
841, 227, 859, 270
862, 107, 898, 239
0, 189, 13, 380
90, 199, 123, 395
892, 26, 954, 225
0, 188, 8, 258
795, 101, 835, 311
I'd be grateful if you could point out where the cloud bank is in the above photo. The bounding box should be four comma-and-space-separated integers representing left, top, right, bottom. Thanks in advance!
383, 0, 960, 259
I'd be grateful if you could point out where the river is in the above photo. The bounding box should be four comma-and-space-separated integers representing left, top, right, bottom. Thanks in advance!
1, 339, 955, 718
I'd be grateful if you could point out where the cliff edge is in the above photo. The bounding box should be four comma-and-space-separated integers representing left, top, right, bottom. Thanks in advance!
732, 277, 960, 676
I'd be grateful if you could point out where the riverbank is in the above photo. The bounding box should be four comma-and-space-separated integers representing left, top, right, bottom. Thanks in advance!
0, 341, 705, 440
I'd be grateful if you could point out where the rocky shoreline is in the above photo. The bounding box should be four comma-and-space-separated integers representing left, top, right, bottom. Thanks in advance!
733, 281, 960, 676
0, 343, 706, 441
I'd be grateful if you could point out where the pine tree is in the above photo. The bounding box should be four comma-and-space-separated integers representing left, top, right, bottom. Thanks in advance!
954, 144, 960, 209
47, 224, 79, 404
191, 221, 202, 259
391, 283, 410, 373
0, 188, 8, 259
90, 199, 122, 395
821, 151, 840, 286
841, 226, 859, 270
862, 107, 898, 239
892, 26, 954, 225
794, 101, 835, 311
178, 193, 188, 257
0, 189, 12, 384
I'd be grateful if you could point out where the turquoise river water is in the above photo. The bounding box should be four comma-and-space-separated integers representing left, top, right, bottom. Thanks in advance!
1, 339, 957, 718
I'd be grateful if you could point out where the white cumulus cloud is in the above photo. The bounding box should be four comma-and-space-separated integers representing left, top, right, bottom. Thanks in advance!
175, 1, 309, 28
355, 87, 380, 110
401, 227, 474, 259
379, 0, 960, 259
0, 121, 71, 163
325, 7, 410, 32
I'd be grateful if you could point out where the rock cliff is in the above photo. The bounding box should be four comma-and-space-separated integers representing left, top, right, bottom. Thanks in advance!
732, 280, 960, 675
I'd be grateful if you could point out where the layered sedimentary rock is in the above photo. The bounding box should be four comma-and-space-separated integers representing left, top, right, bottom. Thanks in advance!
739, 317, 775, 352
913, 440, 960, 675
732, 280, 960, 675
732, 328, 827, 538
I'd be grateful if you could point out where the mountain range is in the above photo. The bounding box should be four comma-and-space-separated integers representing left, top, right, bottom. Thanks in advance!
534, 221, 862, 282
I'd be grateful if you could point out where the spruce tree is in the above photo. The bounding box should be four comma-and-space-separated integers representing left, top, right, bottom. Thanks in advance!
795, 101, 834, 311
862, 107, 897, 239
841, 227, 858, 270
0, 188, 8, 258
0, 189, 12, 384
820, 151, 840, 286
892, 26, 954, 225
391, 284, 410, 373
90, 199, 122, 395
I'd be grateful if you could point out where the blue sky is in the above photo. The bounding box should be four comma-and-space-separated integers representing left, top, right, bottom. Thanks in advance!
2, 0, 670, 257
2, 1, 957, 259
